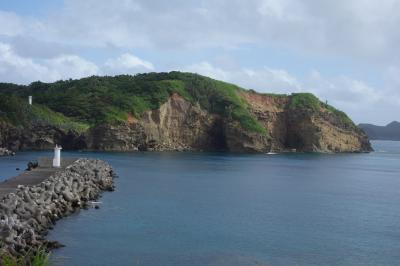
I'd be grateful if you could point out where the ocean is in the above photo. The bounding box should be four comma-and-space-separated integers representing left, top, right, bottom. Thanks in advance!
1, 141, 399, 265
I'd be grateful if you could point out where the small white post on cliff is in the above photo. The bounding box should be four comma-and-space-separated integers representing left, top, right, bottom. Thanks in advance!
53, 145, 62, 168
28, 96, 32, 105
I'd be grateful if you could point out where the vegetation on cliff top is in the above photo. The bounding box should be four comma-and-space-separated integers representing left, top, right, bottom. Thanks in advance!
289, 93, 321, 111
0, 72, 354, 134
0, 72, 266, 134
289, 93, 355, 127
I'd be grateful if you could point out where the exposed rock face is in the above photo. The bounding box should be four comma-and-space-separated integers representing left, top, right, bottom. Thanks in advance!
83, 92, 371, 153
285, 110, 371, 152
140, 93, 226, 151
86, 123, 146, 151
241, 91, 372, 152
240, 92, 288, 152
0, 159, 115, 258
224, 120, 270, 152
86, 93, 227, 152
0, 92, 371, 153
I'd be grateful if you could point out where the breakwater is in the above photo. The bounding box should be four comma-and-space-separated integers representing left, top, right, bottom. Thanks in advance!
0, 158, 115, 258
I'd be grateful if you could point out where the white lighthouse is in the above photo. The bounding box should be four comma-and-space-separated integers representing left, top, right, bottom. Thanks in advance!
53, 145, 62, 168
28, 96, 32, 105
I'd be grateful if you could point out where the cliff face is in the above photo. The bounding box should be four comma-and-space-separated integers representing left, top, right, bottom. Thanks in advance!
285, 110, 371, 152
0, 72, 372, 153
85, 93, 227, 151
242, 91, 372, 152
80, 92, 371, 153
140, 93, 226, 151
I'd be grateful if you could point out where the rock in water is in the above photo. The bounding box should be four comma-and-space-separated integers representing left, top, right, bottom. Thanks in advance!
0, 147, 15, 157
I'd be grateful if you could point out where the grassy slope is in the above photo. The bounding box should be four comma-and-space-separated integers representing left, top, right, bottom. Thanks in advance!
0, 93, 88, 132
0, 72, 355, 134
289, 93, 355, 127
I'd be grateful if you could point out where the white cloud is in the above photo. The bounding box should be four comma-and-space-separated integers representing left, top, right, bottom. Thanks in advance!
46, 55, 99, 80
0, 42, 99, 84
383, 66, 400, 104
184, 61, 231, 81
258, 0, 307, 21
0, 42, 155, 84
184, 61, 302, 94
307, 71, 381, 104
0, 42, 100, 83
9, 0, 392, 64
0, 11, 24, 37
104, 53, 154, 75
304, 71, 388, 123
241, 68, 302, 93
2, 0, 400, 62
0, 42, 51, 83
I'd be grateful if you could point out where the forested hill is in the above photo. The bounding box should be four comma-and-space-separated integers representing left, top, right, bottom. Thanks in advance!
359, 121, 400, 141
0, 72, 371, 153
0, 72, 266, 133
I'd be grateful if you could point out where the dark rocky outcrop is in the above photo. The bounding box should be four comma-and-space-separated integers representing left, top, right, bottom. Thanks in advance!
0, 120, 84, 151
0, 159, 115, 258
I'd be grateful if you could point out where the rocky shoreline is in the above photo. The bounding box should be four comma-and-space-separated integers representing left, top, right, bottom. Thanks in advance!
0, 147, 15, 157
0, 158, 116, 258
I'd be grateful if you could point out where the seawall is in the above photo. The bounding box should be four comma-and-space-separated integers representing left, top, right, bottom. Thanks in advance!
0, 158, 116, 258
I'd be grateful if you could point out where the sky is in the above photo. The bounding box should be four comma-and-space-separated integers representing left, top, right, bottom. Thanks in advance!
0, 0, 399, 125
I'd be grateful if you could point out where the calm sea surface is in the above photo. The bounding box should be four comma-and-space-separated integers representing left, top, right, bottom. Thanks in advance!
1, 141, 399, 265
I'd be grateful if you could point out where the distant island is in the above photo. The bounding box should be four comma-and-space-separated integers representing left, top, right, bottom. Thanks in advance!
0, 72, 371, 153
359, 121, 400, 141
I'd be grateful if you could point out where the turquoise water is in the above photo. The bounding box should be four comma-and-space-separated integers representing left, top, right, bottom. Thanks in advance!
1, 141, 400, 265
